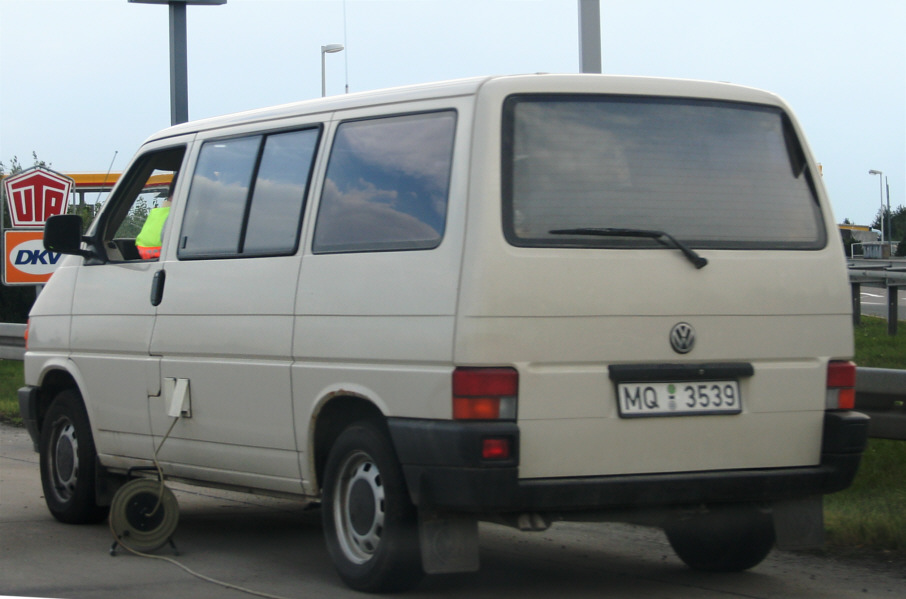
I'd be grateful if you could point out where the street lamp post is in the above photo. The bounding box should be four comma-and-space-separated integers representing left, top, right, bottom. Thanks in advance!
128, 0, 227, 126
578, 0, 602, 73
321, 44, 345, 97
869, 169, 885, 244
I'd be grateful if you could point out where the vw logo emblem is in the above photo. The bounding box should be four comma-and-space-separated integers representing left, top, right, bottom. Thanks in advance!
670, 322, 695, 354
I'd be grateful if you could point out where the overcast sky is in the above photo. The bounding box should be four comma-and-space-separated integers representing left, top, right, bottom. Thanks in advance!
1, 0, 903, 226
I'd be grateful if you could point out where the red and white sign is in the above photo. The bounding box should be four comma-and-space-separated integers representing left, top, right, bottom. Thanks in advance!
3, 167, 73, 228
3, 230, 62, 285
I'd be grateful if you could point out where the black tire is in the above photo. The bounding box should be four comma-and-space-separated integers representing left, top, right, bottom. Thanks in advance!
665, 505, 775, 572
321, 421, 423, 592
39, 389, 109, 524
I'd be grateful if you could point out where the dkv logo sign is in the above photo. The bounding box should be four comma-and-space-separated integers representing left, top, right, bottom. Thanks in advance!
3, 231, 62, 285
2, 167, 72, 285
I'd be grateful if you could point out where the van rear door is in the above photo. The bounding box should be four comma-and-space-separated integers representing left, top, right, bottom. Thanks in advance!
455, 88, 851, 480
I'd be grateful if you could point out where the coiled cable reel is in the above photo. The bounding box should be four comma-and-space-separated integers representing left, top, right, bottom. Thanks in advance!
109, 478, 179, 555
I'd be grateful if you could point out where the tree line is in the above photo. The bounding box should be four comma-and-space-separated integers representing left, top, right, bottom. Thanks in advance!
872, 206, 906, 257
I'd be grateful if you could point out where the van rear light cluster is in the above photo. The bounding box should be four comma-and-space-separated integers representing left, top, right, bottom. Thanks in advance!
452, 367, 518, 420
826, 360, 856, 410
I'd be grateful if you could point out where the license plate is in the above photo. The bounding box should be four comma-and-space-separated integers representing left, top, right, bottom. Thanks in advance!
616, 380, 742, 418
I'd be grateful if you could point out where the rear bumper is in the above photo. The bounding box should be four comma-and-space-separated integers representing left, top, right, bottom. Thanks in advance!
388, 411, 869, 513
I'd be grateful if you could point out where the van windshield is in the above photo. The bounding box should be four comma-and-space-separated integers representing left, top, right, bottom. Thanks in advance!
502, 95, 826, 250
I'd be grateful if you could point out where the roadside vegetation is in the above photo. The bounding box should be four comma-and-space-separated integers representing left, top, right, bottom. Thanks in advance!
824, 438, 905, 553
853, 315, 906, 368
0, 317, 903, 553
0, 359, 23, 426
824, 316, 906, 554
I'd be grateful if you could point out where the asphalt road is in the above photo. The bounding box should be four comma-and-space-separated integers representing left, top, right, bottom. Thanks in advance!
859, 285, 906, 320
2, 423, 904, 599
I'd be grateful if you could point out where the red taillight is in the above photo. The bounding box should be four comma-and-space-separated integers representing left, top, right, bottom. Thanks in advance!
481, 438, 512, 460
452, 367, 518, 420
24, 319, 30, 351
827, 360, 856, 410
827, 360, 856, 387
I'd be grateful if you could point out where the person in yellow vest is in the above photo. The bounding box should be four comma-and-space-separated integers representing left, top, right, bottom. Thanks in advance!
135, 198, 171, 260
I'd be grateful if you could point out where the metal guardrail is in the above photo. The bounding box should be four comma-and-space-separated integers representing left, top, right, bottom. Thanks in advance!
855, 368, 906, 441
0, 320, 901, 439
0, 323, 26, 360
848, 260, 905, 335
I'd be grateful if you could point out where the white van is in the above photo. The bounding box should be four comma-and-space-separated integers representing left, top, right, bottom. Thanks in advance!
20, 74, 868, 592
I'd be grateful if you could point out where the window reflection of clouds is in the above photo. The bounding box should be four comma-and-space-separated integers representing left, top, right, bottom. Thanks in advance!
181, 136, 259, 256
245, 129, 318, 254
342, 113, 455, 195
181, 129, 318, 258
180, 175, 248, 255
243, 178, 307, 254
316, 178, 440, 251
314, 111, 455, 253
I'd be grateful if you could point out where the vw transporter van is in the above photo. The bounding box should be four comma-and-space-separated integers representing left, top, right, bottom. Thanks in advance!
19, 74, 868, 592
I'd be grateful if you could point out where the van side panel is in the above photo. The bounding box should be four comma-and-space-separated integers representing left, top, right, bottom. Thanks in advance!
148, 257, 302, 492
292, 98, 474, 487
145, 120, 319, 493
63, 241, 162, 462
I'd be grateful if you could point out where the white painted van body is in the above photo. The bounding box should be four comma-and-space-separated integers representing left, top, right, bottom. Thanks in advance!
20, 75, 868, 592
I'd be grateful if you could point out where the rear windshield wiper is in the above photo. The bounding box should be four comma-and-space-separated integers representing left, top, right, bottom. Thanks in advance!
549, 227, 708, 269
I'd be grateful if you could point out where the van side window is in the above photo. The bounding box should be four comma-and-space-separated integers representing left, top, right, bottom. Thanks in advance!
101, 146, 185, 262
179, 127, 321, 259
312, 110, 456, 254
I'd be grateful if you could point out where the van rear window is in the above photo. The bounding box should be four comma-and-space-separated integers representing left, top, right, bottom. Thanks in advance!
502, 95, 825, 250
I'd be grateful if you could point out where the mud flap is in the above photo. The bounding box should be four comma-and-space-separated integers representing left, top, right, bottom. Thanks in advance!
772, 496, 825, 550
418, 509, 480, 574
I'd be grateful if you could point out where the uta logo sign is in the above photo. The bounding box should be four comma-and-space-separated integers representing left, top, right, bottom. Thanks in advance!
3, 167, 73, 228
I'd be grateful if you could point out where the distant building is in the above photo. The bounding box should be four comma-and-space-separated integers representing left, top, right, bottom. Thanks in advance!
838, 224, 880, 258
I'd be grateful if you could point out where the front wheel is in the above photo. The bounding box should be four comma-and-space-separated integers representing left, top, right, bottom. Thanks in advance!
321, 421, 423, 592
39, 389, 109, 524
665, 505, 775, 572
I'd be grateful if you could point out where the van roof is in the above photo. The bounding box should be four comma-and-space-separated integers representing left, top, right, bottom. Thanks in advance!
144, 74, 787, 143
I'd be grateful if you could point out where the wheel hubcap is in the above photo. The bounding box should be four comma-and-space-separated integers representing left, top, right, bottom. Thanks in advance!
334, 451, 385, 564
50, 419, 79, 502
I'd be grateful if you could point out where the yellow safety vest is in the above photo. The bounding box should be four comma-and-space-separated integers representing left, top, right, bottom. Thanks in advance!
135, 206, 170, 259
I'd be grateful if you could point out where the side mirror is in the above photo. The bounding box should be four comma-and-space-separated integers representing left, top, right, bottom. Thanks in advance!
44, 215, 92, 258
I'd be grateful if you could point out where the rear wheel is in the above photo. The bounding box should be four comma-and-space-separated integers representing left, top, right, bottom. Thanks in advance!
39, 389, 109, 524
665, 505, 775, 572
321, 421, 423, 592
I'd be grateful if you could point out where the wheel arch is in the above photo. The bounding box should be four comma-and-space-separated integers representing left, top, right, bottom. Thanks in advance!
310, 394, 390, 493
32, 362, 83, 436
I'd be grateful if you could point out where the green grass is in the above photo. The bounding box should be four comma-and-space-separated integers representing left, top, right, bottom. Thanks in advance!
853, 315, 906, 369
825, 439, 906, 552
0, 359, 23, 426
1, 317, 903, 552
824, 316, 906, 553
